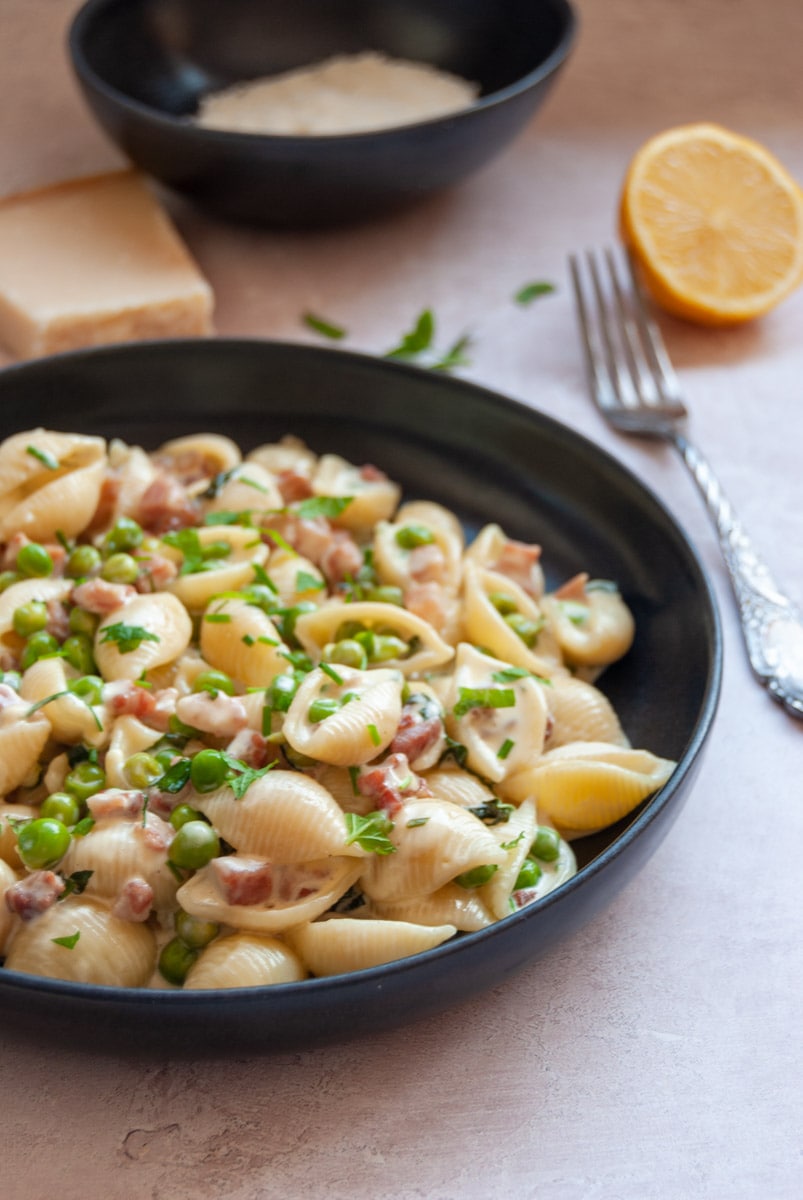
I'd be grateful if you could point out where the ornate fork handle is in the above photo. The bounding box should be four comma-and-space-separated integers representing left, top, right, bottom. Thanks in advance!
672, 431, 803, 717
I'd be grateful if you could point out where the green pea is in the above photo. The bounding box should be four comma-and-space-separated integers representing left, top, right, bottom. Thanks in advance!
322, 638, 368, 670
169, 820, 220, 870
16, 543, 53, 578
66, 544, 102, 579
21, 631, 59, 670
308, 697, 340, 723
158, 936, 198, 986
124, 752, 164, 789
454, 864, 499, 889
40, 791, 82, 826
504, 612, 543, 648
366, 633, 408, 663
532, 825, 561, 863
68, 674, 104, 706
103, 517, 143, 555
64, 759, 106, 803
335, 619, 366, 641
0, 570, 19, 592
17, 817, 71, 869
170, 803, 203, 831
12, 600, 48, 637
192, 669, 235, 697
266, 672, 299, 712
100, 552, 139, 585
61, 633, 97, 675
190, 748, 230, 793
489, 591, 518, 615
174, 910, 219, 950
361, 585, 405, 607
68, 606, 99, 637
514, 857, 543, 891
394, 524, 436, 550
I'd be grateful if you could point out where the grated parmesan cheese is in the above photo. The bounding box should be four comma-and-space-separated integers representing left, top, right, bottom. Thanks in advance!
194, 51, 478, 136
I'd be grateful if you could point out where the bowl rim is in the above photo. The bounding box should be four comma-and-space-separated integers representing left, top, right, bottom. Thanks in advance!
68, 0, 578, 145
0, 335, 722, 1015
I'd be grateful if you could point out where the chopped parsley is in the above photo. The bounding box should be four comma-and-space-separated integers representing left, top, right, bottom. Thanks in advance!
344, 810, 396, 856
295, 569, 325, 593
497, 738, 515, 760
100, 623, 160, 655
60, 870, 93, 898
514, 281, 556, 306
51, 931, 81, 949
366, 722, 381, 746
303, 312, 347, 340
295, 495, 353, 520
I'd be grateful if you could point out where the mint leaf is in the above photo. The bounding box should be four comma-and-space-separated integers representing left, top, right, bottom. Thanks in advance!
304, 312, 347, 340
514, 281, 556, 306
344, 810, 396, 856
100, 623, 160, 654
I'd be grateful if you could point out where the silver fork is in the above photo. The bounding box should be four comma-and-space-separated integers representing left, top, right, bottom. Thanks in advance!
570, 246, 803, 719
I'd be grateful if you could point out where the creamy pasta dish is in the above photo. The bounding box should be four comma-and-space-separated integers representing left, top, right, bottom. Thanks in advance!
0, 429, 675, 990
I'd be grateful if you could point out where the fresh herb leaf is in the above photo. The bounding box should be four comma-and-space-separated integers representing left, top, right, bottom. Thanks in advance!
100, 623, 160, 654
344, 810, 396, 856
468, 797, 514, 825
453, 686, 516, 718
252, 563, 278, 592
161, 528, 205, 574
220, 755, 277, 800
320, 662, 344, 685
295, 569, 325, 593
71, 816, 95, 837
366, 722, 381, 747
303, 312, 347, 340
491, 666, 552, 686
60, 870, 94, 898
295, 495, 353, 520
514, 281, 556, 306
348, 765, 360, 796
384, 309, 435, 360
440, 736, 468, 768
263, 528, 297, 555
430, 332, 473, 373
204, 613, 232, 624
52, 931, 81, 949
204, 509, 253, 527
406, 817, 430, 828
500, 830, 525, 851
26, 444, 60, 470
497, 738, 515, 760
157, 758, 192, 794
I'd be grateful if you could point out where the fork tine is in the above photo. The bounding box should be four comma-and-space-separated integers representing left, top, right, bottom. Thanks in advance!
620, 249, 688, 417
568, 252, 621, 417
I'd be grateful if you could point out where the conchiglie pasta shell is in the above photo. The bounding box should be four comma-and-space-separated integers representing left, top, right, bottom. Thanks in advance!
164, 526, 269, 610
461, 563, 563, 677
104, 716, 162, 788
283, 665, 403, 766
423, 767, 499, 811
546, 676, 629, 749
311, 454, 400, 531
478, 798, 538, 920
309, 764, 373, 814
540, 587, 635, 669
157, 432, 241, 486
245, 435, 317, 478
464, 524, 546, 598
195, 770, 362, 862
443, 643, 549, 783
5, 896, 156, 986
511, 830, 577, 905
95, 592, 192, 682
200, 597, 287, 688
106, 440, 157, 518
0, 804, 37, 867
205, 462, 283, 515
0, 707, 50, 794
359, 798, 507, 903
0, 578, 73, 644
500, 741, 676, 835
285, 917, 456, 976
60, 815, 179, 910
0, 858, 19, 949
20, 656, 106, 747
371, 883, 493, 932
267, 552, 326, 606
183, 932, 307, 989
0, 430, 106, 541
177, 855, 363, 934
374, 501, 463, 592
295, 601, 453, 675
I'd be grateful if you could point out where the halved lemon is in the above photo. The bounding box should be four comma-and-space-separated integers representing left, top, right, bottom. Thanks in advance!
620, 122, 803, 325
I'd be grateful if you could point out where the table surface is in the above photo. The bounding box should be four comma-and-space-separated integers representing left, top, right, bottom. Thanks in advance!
2, 2, 801, 1197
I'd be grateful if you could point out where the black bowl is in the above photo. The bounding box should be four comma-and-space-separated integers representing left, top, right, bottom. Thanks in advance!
0, 339, 720, 1054
68, 0, 577, 226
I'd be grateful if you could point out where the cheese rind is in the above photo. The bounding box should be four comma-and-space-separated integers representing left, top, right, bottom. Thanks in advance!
0, 171, 214, 358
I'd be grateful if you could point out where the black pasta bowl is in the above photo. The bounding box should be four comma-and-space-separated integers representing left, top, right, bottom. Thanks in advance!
68, 0, 577, 226
0, 338, 720, 1055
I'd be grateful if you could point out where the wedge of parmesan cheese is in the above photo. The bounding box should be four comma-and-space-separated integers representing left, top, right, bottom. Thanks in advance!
195, 52, 478, 136
0, 171, 214, 359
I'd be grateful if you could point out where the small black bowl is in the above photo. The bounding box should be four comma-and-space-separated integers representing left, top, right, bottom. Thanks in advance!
0, 338, 720, 1055
68, 0, 577, 226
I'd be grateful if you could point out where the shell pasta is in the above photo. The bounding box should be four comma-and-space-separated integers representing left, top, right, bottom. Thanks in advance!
0, 428, 675, 990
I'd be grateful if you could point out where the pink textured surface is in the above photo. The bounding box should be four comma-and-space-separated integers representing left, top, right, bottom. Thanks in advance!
1, 2, 801, 1197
